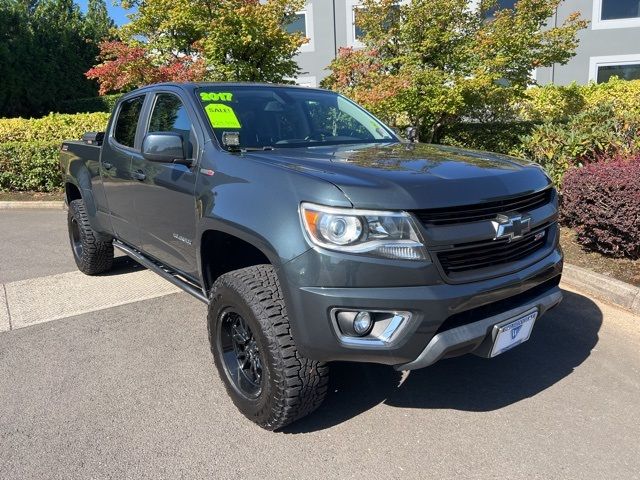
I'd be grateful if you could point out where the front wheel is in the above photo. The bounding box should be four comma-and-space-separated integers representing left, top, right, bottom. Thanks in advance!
208, 265, 329, 430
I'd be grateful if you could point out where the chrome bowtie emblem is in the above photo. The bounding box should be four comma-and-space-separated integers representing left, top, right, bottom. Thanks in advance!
492, 213, 532, 243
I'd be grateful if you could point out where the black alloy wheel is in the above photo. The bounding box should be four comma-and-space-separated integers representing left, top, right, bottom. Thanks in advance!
207, 264, 329, 430
218, 309, 264, 399
69, 215, 84, 260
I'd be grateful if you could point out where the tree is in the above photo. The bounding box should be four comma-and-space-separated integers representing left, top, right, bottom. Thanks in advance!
84, 0, 116, 43
322, 0, 588, 142
0, 0, 115, 117
86, 0, 308, 94
86, 40, 206, 94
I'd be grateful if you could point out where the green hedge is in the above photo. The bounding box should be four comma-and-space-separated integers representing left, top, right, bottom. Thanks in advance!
440, 78, 640, 186
0, 112, 110, 192
0, 141, 62, 192
515, 103, 640, 185
58, 94, 122, 114
0, 112, 110, 143
515, 79, 640, 185
439, 121, 538, 156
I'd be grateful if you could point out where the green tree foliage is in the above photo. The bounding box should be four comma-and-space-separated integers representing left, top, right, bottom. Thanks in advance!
0, 0, 115, 118
515, 78, 640, 185
84, 0, 114, 42
87, 0, 307, 93
323, 0, 587, 142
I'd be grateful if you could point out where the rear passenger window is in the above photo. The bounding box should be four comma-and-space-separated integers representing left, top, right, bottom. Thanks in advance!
148, 93, 195, 156
114, 96, 144, 148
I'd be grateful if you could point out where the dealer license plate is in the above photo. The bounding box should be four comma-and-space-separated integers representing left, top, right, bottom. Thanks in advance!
490, 310, 538, 357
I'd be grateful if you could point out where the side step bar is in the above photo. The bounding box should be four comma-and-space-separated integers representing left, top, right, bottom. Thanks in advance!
113, 240, 209, 304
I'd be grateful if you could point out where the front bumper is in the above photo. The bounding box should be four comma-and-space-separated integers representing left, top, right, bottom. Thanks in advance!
394, 286, 562, 370
280, 247, 563, 368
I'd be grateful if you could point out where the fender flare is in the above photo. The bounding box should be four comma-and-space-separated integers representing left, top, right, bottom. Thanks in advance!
195, 217, 284, 289
63, 174, 101, 233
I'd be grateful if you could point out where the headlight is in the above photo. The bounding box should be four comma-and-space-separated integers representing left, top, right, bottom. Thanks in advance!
300, 202, 427, 260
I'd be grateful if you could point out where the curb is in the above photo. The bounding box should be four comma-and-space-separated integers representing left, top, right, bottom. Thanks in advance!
563, 263, 640, 315
0, 201, 65, 210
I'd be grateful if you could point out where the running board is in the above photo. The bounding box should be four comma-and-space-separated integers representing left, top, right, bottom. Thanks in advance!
113, 240, 209, 304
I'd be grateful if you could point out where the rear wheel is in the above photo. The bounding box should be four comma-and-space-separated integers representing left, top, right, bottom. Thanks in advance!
67, 199, 113, 275
208, 264, 329, 430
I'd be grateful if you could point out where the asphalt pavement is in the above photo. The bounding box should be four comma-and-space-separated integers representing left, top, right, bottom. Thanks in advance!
0, 208, 75, 283
1, 209, 639, 479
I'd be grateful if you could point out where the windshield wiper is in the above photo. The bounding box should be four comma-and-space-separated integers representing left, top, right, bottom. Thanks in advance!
226, 146, 276, 153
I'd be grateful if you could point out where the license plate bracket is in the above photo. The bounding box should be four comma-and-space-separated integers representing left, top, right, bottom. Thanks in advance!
490, 309, 538, 357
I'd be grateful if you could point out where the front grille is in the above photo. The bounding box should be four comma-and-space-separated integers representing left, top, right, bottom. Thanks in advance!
437, 227, 548, 275
414, 189, 553, 226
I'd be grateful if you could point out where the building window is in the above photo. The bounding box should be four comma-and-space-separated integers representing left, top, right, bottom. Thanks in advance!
346, 1, 365, 48
285, 4, 314, 53
597, 64, 640, 83
484, 0, 517, 18
593, 0, 640, 29
285, 13, 306, 36
602, 0, 640, 20
346, 0, 404, 48
354, 7, 365, 41
589, 54, 640, 83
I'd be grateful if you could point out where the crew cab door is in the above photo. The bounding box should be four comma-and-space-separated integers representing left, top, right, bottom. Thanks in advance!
100, 94, 146, 245
129, 90, 199, 278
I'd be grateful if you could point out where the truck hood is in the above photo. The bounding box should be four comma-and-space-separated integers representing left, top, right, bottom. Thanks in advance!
243, 142, 552, 210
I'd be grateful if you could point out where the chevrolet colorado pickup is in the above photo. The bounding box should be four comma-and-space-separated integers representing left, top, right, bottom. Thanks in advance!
60, 83, 563, 430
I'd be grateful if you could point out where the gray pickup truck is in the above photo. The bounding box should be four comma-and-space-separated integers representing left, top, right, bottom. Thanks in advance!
60, 82, 563, 430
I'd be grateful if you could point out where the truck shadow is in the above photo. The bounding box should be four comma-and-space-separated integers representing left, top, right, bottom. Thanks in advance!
283, 289, 602, 434
97, 255, 142, 276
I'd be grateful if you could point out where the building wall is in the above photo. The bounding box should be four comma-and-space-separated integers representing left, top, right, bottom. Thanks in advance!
537, 0, 640, 85
292, 0, 361, 87
292, 0, 640, 87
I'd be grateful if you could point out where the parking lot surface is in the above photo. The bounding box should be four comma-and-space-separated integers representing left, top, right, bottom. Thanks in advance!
1, 210, 639, 479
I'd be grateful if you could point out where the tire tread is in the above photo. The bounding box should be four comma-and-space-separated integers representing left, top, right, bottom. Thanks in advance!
208, 264, 328, 430
68, 199, 113, 275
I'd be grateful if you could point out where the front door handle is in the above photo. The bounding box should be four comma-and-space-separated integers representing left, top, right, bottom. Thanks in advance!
103, 162, 113, 170
132, 170, 146, 181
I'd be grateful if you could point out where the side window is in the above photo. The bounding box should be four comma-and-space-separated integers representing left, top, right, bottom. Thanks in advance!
114, 96, 144, 148
148, 93, 195, 157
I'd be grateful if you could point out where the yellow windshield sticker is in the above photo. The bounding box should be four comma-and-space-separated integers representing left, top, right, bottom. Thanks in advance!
205, 103, 241, 129
200, 92, 233, 102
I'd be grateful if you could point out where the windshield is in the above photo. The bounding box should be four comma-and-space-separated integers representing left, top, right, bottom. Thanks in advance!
196, 86, 396, 150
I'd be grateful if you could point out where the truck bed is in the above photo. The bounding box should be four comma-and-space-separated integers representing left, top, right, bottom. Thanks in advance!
61, 141, 101, 166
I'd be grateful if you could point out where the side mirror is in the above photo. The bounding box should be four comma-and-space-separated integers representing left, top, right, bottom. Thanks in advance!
142, 133, 189, 165
405, 126, 419, 143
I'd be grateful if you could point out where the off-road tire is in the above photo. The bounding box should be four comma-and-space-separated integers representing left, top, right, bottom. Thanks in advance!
67, 199, 114, 275
208, 264, 329, 430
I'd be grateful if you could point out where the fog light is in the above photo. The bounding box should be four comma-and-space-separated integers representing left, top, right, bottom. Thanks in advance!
353, 311, 373, 336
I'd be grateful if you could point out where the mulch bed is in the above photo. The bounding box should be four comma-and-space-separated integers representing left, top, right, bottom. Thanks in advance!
0, 191, 64, 201
560, 227, 640, 288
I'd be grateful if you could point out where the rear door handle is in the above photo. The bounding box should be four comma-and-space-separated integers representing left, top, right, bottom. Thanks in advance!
102, 162, 113, 170
132, 170, 146, 181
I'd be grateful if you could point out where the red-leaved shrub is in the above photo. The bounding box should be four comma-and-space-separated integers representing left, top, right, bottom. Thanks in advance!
561, 158, 640, 259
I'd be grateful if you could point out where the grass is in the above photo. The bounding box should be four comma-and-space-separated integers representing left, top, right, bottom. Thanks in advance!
560, 227, 640, 287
